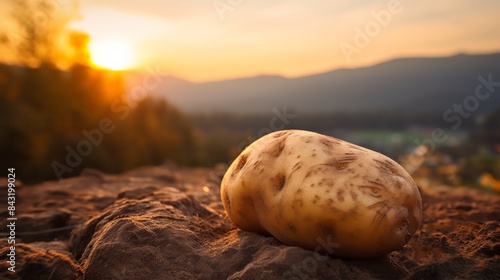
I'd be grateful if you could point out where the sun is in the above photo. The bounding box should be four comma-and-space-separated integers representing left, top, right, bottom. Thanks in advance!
89, 41, 134, 71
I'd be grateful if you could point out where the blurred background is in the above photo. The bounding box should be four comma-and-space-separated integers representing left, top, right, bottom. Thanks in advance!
0, 0, 499, 190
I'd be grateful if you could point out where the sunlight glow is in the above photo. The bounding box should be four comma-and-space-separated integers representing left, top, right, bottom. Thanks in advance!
89, 41, 134, 71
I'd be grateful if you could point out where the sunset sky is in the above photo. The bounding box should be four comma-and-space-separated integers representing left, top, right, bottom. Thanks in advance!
3, 0, 500, 82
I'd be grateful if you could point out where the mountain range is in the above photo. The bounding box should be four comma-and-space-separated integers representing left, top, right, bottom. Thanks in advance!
131, 52, 500, 115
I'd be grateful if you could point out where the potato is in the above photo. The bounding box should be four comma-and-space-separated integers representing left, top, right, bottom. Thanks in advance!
220, 130, 422, 258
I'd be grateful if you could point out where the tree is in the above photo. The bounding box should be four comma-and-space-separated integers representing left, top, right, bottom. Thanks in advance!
1, 0, 82, 68
0, 0, 201, 182
0, 0, 112, 181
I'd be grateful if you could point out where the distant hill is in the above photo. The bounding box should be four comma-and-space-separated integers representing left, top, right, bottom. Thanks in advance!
134, 52, 500, 114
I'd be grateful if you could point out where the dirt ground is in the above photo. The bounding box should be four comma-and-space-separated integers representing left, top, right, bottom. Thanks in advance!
0, 165, 498, 279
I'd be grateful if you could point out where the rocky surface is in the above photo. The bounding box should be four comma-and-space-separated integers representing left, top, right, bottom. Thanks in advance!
0, 165, 499, 279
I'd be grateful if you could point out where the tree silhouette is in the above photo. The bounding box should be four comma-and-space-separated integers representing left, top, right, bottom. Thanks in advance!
2, 0, 81, 68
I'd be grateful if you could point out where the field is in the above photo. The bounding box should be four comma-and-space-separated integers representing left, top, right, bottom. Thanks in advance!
1, 165, 498, 279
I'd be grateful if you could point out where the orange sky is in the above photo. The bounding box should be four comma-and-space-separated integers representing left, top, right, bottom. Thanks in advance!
3, 0, 500, 82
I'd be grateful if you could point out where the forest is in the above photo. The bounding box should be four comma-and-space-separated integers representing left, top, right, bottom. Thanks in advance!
0, 0, 200, 182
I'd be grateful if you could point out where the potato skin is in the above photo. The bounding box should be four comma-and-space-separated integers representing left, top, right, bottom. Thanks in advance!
221, 130, 422, 258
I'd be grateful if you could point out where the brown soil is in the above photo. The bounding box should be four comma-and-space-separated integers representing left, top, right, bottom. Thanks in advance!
0, 165, 498, 279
